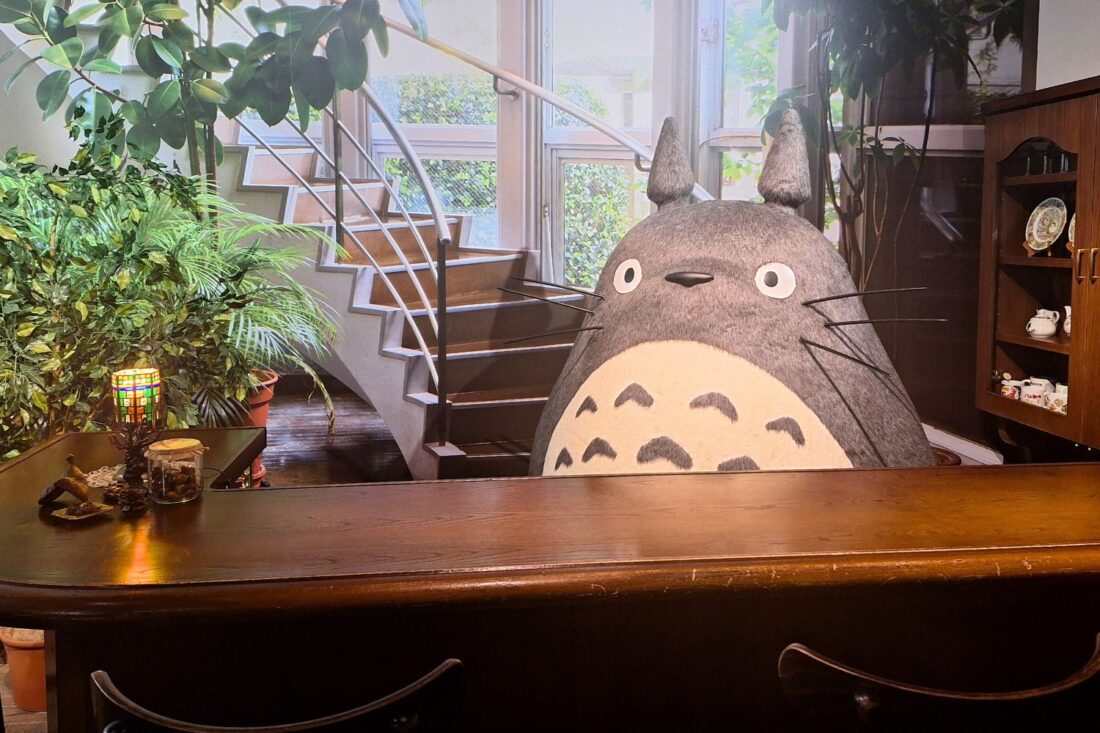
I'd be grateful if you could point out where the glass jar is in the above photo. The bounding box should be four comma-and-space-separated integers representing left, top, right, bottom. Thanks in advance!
145, 438, 206, 504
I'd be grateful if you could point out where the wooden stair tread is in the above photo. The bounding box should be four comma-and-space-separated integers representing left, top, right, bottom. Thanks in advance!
448, 385, 552, 405
458, 440, 533, 457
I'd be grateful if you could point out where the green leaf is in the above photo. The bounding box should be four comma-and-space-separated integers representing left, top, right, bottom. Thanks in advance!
154, 109, 188, 148
0, 224, 18, 241
253, 81, 290, 126
15, 323, 34, 338
149, 251, 168, 265
97, 27, 121, 56
191, 78, 229, 104
35, 69, 71, 118
151, 37, 184, 69
0, 0, 31, 23
103, 4, 141, 37
296, 55, 335, 109
372, 14, 389, 56
340, 0, 378, 40
62, 3, 100, 27
326, 28, 367, 90
119, 99, 144, 124
191, 45, 232, 73
74, 301, 88, 321
114, 268, 131, 289
397, 0, 428, 40
218, 41, 247, 60
292, 84, 310, 133
302, 4, 341, 41
4, 56, 39, 94
145, 4, 188, 21
147, 79, 181, 118
29, 342, 51, 354
82, 58, 122, 74
69, 203, 88, 217
0, 40, 29, 67
135, 36, 171, 77
42, 37, 82, 68
125, 122, 160, 158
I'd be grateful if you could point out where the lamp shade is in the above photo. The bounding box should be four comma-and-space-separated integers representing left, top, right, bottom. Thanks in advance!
111, 368, 161, 424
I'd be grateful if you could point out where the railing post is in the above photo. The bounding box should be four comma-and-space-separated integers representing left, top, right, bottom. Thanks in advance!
437, 234, 449, 446
332, 94, 344, 239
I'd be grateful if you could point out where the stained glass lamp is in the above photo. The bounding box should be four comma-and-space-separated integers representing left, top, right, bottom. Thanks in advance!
111, 368, 161, 425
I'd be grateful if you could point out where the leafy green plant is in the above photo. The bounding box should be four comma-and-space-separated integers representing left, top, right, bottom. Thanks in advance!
0, 129, 336, 458
762, 0, 1024, 288
563, 163, 633, 288
0, 0, 428, 182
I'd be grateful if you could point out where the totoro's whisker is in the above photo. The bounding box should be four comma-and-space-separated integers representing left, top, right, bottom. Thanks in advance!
802, 340, 887, 467
800, 338, 888, 375
825, 318, 948, 328
496, 287, 595, 314
509, 277, 604, 299
504, 326, 603, 345
802, 287, 926, 307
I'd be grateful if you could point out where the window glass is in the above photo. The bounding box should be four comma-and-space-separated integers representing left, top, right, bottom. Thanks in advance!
550, 0, 654, 131
722, 0, 778, 130
375, 0, 498, 125
562, 162, 648, 287
386, 157, 499, 248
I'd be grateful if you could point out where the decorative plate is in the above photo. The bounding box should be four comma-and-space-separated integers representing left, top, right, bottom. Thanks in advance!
1068, 213, 1076, 249
50, 502, 113, 521
1026, 197, 1068, 252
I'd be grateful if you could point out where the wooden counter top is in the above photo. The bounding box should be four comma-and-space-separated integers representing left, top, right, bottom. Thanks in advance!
4, 461, 1100, 627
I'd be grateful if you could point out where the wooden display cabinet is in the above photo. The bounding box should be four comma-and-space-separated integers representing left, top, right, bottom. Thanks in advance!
977, 77, 1100, 446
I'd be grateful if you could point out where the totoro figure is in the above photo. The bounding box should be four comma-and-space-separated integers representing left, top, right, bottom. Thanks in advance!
530, 111, 933, 476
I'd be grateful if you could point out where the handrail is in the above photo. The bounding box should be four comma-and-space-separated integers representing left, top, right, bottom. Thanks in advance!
382, 17, 716, 203
219, 2, 452, 445
235, 117, 441, 389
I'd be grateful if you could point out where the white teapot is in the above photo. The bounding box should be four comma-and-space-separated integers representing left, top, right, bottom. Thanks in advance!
1026, 309, 1060, 338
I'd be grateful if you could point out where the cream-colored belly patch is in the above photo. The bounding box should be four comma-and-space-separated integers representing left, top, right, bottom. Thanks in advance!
543, 340, 851, 475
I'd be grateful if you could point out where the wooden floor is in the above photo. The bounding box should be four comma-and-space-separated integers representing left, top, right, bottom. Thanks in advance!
262, 379, 412, 487
1, 664, 45, 733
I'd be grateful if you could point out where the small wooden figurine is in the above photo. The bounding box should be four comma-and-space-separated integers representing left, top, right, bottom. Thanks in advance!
38, 454, 92, 505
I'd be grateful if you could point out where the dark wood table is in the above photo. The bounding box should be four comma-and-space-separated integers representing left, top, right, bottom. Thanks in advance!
2, 462, 1100, 730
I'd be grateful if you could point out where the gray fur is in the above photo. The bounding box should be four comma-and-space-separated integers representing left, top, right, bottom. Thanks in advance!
758, 110, 811, 209
646, 117, 695, 211
689, 392, 739, 423
530, 113, 933, 474
637, 437, 693, 470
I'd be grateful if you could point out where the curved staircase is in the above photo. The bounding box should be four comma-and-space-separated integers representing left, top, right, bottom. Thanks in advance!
222, 143, 585, 479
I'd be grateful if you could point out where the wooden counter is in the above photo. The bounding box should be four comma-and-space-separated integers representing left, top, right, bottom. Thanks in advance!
3, 462, 1100, 730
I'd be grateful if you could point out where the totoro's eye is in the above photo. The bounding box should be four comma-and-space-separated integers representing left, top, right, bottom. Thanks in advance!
755, 262, 796, 299
613, 258, 643, 294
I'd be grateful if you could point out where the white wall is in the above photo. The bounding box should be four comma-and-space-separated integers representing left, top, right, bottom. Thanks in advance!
1036, 0, 1100, 89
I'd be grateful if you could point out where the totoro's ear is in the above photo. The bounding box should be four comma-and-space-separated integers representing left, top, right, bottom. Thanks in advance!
647, 117, 695, 211
758, 109, 811, 210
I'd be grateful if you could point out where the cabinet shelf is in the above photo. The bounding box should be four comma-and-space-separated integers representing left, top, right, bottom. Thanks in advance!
1000, 255, 1074, 269
1002, 171, 1077, 187
996, 331, 1071, 355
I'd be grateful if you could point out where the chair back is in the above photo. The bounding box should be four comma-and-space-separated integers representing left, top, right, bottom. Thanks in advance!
90, 659, 464, 733
779, 635, 1100, 732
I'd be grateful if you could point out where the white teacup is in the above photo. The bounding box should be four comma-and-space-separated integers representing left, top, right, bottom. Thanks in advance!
1020, 383, 1047, 405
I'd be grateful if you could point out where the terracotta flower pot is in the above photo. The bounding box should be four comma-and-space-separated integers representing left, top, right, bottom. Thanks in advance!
246, 370, 279, 487
1, 627, 46, 712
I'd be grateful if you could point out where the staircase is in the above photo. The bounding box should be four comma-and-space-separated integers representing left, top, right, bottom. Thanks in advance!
222, 143, 585, 479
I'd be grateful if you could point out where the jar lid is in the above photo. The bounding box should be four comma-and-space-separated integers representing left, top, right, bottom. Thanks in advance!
146, 438, 206, 459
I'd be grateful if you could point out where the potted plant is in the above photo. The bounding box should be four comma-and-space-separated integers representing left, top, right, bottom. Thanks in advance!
0, 627, 45, 712
0, 118, 337, 462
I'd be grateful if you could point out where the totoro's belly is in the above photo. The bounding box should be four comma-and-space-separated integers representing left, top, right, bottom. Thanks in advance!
543, 340, 852, 475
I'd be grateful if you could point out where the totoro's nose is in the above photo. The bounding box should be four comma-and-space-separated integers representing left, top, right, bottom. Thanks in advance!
665, 271, 714, 288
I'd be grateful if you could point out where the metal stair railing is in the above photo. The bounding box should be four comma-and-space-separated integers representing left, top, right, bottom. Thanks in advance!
216, 5, 454, 447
